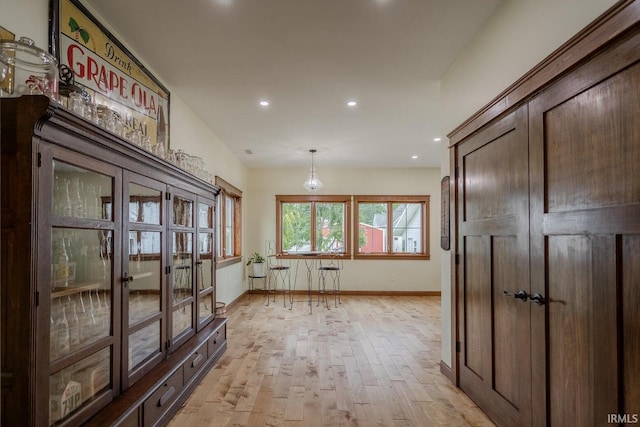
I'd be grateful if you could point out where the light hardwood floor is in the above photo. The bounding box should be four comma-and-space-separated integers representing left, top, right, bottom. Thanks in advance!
169, 294, 495, 427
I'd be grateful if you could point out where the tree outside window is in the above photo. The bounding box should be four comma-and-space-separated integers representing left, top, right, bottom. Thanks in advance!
277, 195, 350, 255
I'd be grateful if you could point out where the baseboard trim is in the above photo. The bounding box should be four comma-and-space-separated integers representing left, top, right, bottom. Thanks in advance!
339, 290, 441, 296
242, 290, 441, 297
440, 360, 453, 382
224, 290, 441, 314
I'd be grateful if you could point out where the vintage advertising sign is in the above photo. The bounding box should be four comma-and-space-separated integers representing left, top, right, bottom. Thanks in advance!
50, 0, 169, 150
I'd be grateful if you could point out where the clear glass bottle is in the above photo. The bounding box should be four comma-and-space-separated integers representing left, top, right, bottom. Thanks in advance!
76, 241, 87, 283
69, 302, 80, 348
153, 139, 166, 159
53, 175, 63, 216
72, 177, 85, 218
61, 179, 73, 217
56, 305, 70, 356
54, 238, 70, 288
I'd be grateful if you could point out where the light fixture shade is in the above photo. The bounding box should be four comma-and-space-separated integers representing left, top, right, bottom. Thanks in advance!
303, 149, 323, 192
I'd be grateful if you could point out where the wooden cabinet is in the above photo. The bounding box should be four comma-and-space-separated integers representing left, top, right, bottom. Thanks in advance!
449, 3, 640, 426
1, 96, 227, 426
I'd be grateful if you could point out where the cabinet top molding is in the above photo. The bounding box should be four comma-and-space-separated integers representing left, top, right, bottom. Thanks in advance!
28, 97, 220, 196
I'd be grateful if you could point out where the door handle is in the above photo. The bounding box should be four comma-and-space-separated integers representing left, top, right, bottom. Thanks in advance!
529, 293, 546, 306
503, 290, 529, 302
122, 273, 134, 288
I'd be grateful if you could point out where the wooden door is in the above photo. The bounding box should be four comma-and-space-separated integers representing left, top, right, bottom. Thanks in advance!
529, 28, 640, 427
456, 106, 532, 427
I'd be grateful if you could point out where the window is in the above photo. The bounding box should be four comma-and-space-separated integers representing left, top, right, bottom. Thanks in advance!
215, 177, 242, 266
354, 195, 429, 259
276, 195, 351, 255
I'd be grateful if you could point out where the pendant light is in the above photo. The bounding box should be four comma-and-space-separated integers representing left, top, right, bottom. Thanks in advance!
302, 149, 323, 192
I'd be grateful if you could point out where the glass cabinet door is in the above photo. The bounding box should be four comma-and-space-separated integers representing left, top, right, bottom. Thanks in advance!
170, 193, 196, 347
48, 156, 119, 426
123, 176, 166, 386
197, 200, 215, 328
172, 231, 194, 338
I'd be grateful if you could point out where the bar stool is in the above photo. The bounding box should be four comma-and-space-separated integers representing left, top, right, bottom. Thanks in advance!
266, 240, 292, 308
317, 252, 342, 309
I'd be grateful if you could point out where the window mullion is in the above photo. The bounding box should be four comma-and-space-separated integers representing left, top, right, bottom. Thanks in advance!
234, 198, 241, 256
310, 201, 316, 252
387, 201, 393, 254
220, 195, 227, 258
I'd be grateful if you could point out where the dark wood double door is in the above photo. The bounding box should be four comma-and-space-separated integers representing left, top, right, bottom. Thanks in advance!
454, 27, 640, 426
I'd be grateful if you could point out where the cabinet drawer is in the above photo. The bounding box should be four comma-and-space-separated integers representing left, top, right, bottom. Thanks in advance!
183, 342, 207, 384
143, 368, 183, 427
208, 325, 226, 359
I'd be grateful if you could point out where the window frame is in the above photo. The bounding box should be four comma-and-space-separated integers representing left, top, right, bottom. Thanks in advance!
275, 195, 351, 257
215, 176, 242, 267
353, 195, 430, 260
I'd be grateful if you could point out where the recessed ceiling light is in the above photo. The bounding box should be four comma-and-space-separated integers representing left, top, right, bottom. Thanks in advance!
411, 155, 418, 159
433, 137, 441, 142
259, 100, 270, 107
346, 100, 357, 107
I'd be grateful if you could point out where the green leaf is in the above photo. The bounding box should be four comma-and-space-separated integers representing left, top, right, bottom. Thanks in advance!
79, 29, 90, 44
68, 17, 79, 32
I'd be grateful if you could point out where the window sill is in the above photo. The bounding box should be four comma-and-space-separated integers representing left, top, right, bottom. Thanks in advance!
353, 254, 430, 260
216, 256, 242, 269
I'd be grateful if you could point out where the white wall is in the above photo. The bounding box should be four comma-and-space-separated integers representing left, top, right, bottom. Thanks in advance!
438, 0, 617, 368
0, 0, 249, 305
246, 167, 442, 292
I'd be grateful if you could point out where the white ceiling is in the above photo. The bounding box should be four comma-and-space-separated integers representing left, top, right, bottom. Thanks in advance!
84, 0, 502, 169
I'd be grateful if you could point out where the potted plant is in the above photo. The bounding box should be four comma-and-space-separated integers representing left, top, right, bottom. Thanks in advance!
246, 252, 266, 277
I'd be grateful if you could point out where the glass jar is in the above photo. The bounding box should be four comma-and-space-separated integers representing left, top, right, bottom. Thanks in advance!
95, 105, 109, 129
84, 101, 98, 123
140, 135, 152, 152
68, 92, 85, 116
175, 150, 188, 170
153, 140, 166, 160
0, 37, 59, 101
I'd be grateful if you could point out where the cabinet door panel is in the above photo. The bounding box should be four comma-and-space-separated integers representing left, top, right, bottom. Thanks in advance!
197, 197, 216, 330
169, 189, 198, 348
172, 303, 193, 339
529, 38, 640, 426
198, 292, 214, 324
622, 236, 640, 417
197, 232, 214, 293
38, 143, 122, 426
123, 173, 167, 387
52, 160, 113, 221
49, 347, 112, 425
50, 228, 113, 361
128, 321, 162, 370
172, 232, 194, 304
127, 230, 163, 325
173, 196, 193, 227
197, 231, 215, 327
456, 106, 531, 427
546, 236, 600, 426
